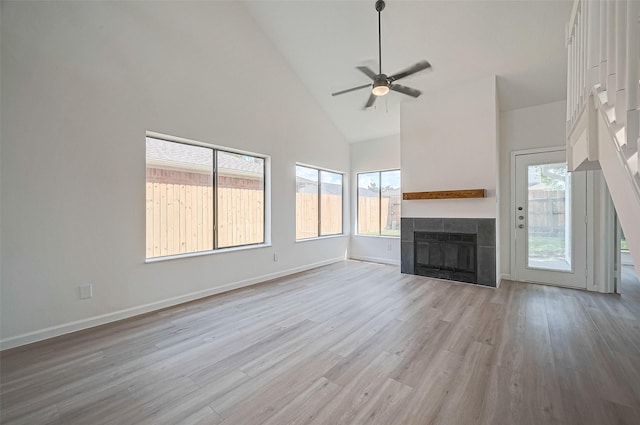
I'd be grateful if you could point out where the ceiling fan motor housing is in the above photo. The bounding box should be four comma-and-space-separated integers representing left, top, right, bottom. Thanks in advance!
372, 74, 390, 96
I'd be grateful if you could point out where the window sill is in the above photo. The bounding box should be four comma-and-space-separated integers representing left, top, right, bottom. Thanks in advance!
145, 243, 272, 263
295, 234, 348, 243
353, 234, 400, 239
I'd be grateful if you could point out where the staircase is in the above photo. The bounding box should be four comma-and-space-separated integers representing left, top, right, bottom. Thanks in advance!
566, 0, 640, 272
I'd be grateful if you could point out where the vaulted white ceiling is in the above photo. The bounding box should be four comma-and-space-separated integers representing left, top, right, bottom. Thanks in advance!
245, 0, 572, 143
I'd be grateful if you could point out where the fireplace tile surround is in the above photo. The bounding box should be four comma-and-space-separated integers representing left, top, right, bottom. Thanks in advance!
401, 217, 496, 287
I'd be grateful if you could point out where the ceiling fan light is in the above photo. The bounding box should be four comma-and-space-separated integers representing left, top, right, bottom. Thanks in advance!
372, 81, 389, 96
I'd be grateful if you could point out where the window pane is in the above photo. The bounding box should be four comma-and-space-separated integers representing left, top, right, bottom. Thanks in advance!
146, 138, 213, 258
296, 166, 319, 239
358, 172, 381, 235
527, 162, 571, 271
320, 171, 343, 236
217, 151, 265, 248
381, 170, 401, 236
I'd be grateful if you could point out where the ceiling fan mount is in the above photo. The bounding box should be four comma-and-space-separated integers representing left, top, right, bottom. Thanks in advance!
332, 0, 432, 109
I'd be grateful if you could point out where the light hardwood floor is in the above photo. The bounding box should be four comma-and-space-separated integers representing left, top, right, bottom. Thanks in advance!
2, 260, 640, 425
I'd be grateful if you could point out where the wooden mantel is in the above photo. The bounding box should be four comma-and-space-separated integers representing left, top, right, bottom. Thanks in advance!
402, 189, 486, 200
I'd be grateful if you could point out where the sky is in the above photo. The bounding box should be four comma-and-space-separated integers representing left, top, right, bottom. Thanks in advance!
296, 165, 342, 185
358, 170, 401, 189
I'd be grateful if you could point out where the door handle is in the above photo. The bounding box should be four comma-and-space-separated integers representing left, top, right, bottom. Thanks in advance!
518, 224, 524, 229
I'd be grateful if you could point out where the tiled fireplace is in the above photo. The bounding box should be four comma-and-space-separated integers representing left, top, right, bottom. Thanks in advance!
401, 218, 496, 287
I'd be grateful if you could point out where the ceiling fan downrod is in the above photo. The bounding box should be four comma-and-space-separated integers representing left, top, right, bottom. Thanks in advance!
376, 0, 385, 75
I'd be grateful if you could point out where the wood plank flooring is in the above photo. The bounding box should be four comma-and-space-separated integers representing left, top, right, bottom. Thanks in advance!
2, 260, 640, 425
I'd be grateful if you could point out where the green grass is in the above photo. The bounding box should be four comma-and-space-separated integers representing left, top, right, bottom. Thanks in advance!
530, 235, 630, 256
621, 239, 629, 250
528, 235, 565, 258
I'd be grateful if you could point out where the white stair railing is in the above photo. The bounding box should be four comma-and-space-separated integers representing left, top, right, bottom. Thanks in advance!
566, 0, 640, 276
627, 0, 640, 176
566, 0, 639, 179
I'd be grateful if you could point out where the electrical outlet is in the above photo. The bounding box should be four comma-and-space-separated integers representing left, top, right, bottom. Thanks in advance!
79, 284, 93, 300
273, 253, 279, 262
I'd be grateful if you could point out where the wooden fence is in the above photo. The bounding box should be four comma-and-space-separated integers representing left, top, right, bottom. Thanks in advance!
147, 183, 400, 258
146, 182, 264, 258
295, 193, 343, 239
147, 185, 345, 257
528, 190, 566, 235
358, 197, 389, 235
358, 195, 402, 236
217, 186, 264, 248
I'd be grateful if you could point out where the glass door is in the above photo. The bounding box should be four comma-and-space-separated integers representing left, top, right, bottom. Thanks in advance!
513, 149, 587, 289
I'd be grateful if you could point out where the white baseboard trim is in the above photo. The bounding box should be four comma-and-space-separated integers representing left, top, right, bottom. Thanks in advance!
349, 255, 401, 266
0, 257, 345, 351
496, 274, 512, 288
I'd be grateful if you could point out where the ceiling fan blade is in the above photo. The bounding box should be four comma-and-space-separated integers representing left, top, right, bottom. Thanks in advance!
356, 66, 378, 80
332, 83, 372, 96
389, 60, 431, 82
390, 84, 422, 98
364, 93, 377, 109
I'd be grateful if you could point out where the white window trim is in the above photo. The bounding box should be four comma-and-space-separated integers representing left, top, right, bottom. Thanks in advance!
145, 131, 271, 260
356, 169, 401, 238
145, 243, 272, 263
295, 163, 345, 240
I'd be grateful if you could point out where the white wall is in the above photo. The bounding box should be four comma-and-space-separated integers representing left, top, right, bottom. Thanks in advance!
350, 135, 401, 265
498, 101, 567, 279
0, 1, 350, 348
400, 76, 498, 218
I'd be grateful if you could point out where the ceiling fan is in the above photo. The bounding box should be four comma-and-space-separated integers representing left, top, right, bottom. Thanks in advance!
332, 0, 432, 109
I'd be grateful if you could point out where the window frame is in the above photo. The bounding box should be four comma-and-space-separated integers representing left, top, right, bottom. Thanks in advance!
295, 163, 344, 241
145, 132, 268, 261
214, 149, 266, 249
356, 169, 401, 238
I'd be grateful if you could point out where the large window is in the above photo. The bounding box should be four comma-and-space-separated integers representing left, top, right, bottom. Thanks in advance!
296, 165, 343, 240
357, 170, 401, 236
146, 136, 265, 259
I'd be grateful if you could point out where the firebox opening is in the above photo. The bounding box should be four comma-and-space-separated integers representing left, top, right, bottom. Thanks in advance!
414, 232, 478, 283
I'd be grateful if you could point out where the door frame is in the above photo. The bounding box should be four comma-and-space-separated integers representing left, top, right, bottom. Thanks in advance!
614, 215, 622, 294
509, 146, 596, 289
